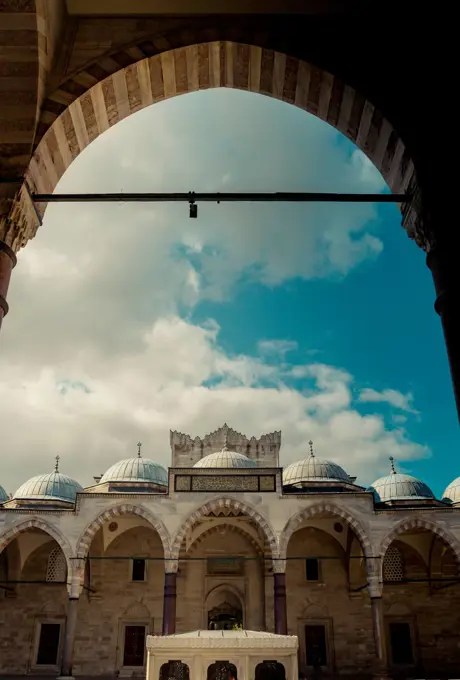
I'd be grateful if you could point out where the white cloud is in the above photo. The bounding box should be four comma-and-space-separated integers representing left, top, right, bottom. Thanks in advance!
0, 315, 427, 494
0, 89, 426, 495
358, 388, 419, 414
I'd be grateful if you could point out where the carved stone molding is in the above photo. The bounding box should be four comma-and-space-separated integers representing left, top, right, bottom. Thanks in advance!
402, 181, 436, 252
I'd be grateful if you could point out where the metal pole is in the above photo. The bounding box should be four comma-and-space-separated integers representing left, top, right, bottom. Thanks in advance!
32, 191, 410, 204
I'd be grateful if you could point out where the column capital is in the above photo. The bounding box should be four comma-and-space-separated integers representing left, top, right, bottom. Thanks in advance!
67, 558, 85, 598
272, 558, 286, 574
164, 558, 179, 574
402, 183, 436, 253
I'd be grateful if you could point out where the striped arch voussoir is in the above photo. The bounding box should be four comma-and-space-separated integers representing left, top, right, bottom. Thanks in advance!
76, 504, 171, 559
0, 518, 73, 568
171, 497, 279, 560
280, 503, 372, 559
9, 40, 418, 254
379, 516, 460, 568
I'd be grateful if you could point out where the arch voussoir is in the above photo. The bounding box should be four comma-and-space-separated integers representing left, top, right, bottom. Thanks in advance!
75, 504, 171, 559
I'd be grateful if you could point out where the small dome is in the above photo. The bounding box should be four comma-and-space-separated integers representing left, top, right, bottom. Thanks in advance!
367, 457, 434, 502
14, 458, 83, 503
283, 442, 351, 486
100, 451, 168, 486
442, 477, 460, 504
194, 447, 257, 469
0, 485, 8, 503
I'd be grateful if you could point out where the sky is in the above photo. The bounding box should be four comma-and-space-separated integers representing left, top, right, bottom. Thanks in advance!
0, 88, 458, 497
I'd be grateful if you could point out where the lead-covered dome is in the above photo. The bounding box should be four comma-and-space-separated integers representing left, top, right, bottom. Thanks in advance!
283, 442, 351, 486
0, 485, 8, 503
194, 447, 257, 468
100, 454, 168, 486
442, 477, 460, 505
14, 459, 83, 503
367, 457, 434, 502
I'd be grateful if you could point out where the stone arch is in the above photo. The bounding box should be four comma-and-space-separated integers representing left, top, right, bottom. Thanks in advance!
279, 502, 373, 561
9, 40, 417, 252
171, 496, 279, 561
188, 518, 265, 556
378, 515, 460, 579
0, 518, 73, 578
75, 503, 171, 559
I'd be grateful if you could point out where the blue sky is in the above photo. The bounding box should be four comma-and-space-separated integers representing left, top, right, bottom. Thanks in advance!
0, 88, 457, 496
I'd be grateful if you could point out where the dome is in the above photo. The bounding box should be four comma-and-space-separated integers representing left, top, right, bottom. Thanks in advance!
442, 477, 460, 504
100, 453, 168, 486
14, 458, 83, 503
0, 485, 8, 503
283, 443, 351, 486
367, 457, 435, 502
194, 447, 257, 469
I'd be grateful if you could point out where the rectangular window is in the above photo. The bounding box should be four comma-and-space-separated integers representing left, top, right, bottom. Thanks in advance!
389, 622, 414, 665
132, 558, 146, 582
305, 558, 320, 581
305, 624, 328, 667
36, 623, 61, 666
123, 626, 146, 666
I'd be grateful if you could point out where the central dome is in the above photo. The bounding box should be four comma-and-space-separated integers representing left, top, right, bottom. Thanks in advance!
283, 442, 351, 486
194, 447, 257, 469
14, 469, 83, 503
100, 456, 168, 486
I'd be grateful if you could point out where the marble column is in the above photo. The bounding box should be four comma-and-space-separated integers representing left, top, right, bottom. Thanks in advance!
370, 596, 389, 678
273, 567, 287, 635
162, 571, 177, 635
427, 246, 460, 420
0, 241, 16, 329
59, 597, 79, 678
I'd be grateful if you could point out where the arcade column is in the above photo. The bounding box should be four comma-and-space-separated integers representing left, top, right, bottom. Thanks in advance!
59, 597, 79, 678
273, 561, 287, 635
0, 241, 16, 329
427, 245, 460, 421
162, 568, 177, 635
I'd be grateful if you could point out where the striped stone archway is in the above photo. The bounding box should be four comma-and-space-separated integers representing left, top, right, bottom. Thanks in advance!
378, 515, 460, 580
279, 501, 373, 561
7, 40, 416, 252
75, 503, 171, 559
170, 496, 279, 563
0, 517, 73, 576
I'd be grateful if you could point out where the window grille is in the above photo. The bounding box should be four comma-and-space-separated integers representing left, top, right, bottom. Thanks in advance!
46, 547, 67, 582
383, 546, 403, 581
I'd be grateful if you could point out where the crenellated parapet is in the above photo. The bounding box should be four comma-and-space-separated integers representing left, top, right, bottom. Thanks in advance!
170, 423, 281, 467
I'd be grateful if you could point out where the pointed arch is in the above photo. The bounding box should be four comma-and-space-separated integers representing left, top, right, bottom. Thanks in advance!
9, 40, 416, 252
378, 515, 460, 579
0, 518, 73, 576
75, 503, 171, 559
279, 502, 372, 560
170, 496, 279, 561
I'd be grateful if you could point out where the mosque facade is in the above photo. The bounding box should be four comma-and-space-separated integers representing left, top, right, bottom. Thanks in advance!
0, 423, 460, 679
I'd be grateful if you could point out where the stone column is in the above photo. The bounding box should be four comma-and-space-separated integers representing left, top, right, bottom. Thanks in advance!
367, 568, 389, 679
273, 560, 287, 635
0, 241, 16, 329
162, 568, 177, 635
59, 598, 79, 677
427, 246, 460, 420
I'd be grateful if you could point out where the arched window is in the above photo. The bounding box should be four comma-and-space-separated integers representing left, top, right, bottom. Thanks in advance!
383, 546, 404, 582
255, 661, 286, 679
159, 661, 189, 680
207, 661, 238, 680
46, 547, 67, 582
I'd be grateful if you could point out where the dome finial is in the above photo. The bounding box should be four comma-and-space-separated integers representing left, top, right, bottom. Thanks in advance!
137, 441, 142, 458
389, 455, 396, 474
54, 455, 60, 473
309, 440, 315, 458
